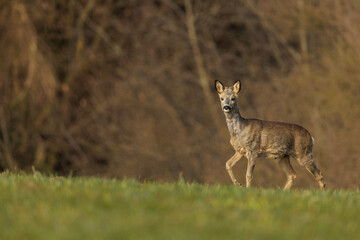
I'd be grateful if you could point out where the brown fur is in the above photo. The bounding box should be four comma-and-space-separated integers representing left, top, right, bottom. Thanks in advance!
215, 80, 326, 189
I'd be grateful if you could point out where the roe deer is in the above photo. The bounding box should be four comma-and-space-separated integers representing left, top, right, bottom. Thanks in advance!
215, 80, 326, 190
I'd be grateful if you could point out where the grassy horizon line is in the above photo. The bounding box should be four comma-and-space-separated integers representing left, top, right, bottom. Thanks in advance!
0, 172, 359, 240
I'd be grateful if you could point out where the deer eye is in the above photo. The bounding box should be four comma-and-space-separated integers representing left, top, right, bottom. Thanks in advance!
220, 97, 224, 101
231, 97, 235, 101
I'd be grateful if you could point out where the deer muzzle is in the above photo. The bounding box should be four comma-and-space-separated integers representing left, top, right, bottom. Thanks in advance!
223, 105, 231, 112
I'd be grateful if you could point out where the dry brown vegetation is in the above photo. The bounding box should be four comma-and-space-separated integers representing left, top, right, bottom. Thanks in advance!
0, 0, 359, 188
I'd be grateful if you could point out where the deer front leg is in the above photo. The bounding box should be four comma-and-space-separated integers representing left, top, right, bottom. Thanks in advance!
246, 156, 256, 188
225, 152, 243, 187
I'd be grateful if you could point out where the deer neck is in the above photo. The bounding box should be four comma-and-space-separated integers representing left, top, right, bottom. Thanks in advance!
225, 108, 245, 136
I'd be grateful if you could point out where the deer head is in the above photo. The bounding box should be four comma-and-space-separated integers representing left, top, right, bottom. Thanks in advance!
215, 80, 241, 113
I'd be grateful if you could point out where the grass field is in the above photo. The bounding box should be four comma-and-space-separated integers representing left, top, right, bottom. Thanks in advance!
0, 172, 358, 240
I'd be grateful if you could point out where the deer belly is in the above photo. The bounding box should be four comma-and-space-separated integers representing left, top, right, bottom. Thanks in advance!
258, 146, 289, 159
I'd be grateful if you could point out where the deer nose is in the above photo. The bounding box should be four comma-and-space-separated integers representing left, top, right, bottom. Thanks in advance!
223, 105, 231, 111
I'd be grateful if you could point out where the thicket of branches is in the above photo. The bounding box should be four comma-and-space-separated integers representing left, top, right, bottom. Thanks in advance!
0, 0, 359, 188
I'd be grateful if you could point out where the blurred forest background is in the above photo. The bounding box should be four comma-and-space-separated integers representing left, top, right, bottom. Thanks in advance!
0, 0, 359, 188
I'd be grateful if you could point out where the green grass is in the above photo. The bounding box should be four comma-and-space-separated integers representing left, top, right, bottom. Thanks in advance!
0, 172, 359, 240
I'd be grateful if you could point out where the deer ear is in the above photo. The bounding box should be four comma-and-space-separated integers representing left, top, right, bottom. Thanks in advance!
233, 80, 241, 94
215, 80, 224, 94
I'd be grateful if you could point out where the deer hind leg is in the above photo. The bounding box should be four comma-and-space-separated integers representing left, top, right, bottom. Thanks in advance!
277, 156, 296, 190
299, 154, 326, 189
226, 152, 243, 187
305, 161, 326, 189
